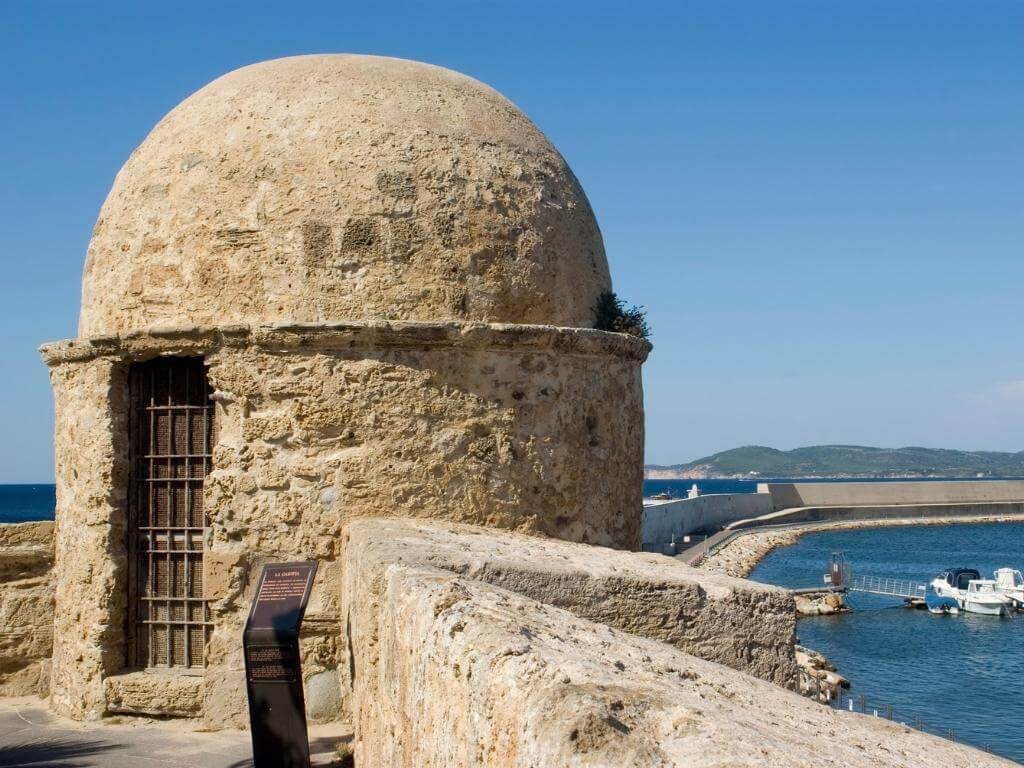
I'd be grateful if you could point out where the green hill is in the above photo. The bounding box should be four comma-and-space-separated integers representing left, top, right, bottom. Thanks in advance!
645, 445, 1024, 479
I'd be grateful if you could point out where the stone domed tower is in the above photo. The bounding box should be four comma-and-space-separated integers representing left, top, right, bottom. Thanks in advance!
41, 55, 648, 727
80, 55, 610, 334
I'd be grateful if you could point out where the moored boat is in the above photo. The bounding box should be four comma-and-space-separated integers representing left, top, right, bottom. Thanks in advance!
993, 568, 1024, 609
962, 579, 1012, 616
925, 592, 959, 615
930, 568, 980, 602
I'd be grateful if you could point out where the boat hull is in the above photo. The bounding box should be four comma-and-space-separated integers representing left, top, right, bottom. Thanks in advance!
959, 598, 1009, 616
925, 593, 959, 614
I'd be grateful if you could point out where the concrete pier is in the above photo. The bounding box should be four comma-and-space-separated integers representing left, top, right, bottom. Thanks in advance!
760, 480, 1024, 510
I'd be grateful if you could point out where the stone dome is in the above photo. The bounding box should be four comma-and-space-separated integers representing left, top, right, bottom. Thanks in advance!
79, 54, 611, 337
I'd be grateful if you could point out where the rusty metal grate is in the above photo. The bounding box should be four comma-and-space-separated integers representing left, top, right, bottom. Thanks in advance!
127, 358, 214, 670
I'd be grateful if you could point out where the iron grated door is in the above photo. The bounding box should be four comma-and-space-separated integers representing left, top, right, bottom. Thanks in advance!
127, 358, 214, 669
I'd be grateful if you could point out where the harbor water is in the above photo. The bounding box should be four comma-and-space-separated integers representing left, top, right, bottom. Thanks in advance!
752, 522, 1024, 763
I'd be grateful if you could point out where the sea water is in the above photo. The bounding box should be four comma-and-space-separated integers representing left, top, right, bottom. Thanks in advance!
752, 522, 1024, 763
0, 485, 55, 523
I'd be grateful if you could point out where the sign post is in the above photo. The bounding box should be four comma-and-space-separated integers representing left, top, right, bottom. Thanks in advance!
243, 561, 319, 768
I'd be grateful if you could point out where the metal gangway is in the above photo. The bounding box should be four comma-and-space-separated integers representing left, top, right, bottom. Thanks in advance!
847, 574, 927, 600
826, 553, 928, 604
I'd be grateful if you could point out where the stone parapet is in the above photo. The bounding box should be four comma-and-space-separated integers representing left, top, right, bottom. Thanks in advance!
0, 521, 53, 580
0, 522, 55, 698
342, 518, 797, 688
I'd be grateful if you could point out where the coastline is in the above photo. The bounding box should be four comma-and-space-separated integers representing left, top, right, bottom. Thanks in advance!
698, 512, 1024, 579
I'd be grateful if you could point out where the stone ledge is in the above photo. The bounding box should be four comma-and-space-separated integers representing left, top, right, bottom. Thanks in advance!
39, 320, 651, 366
105, 671, 204, 718
343, 518, 798, 687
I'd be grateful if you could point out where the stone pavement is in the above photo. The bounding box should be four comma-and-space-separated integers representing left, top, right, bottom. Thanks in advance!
0, 697, 351, 767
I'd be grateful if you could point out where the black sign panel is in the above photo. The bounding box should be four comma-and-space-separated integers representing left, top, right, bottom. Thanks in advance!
243, 561, 318, 768
248, 563, 318, 631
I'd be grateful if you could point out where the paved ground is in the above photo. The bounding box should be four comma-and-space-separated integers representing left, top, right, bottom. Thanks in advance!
0, 697, 350, 767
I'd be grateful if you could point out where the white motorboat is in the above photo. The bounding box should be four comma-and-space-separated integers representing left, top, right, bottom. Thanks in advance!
962, 579, 1012, 616
993, 568, 1024, 609
930, 568, 981, 602
930, 568, 1011, 616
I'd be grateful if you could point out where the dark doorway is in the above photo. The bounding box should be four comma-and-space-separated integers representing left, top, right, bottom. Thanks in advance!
127, 357, 214, 669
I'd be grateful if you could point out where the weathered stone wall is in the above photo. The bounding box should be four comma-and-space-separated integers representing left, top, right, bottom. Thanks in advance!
48, 358, 129, 720
204, 340, 643, 548
0, 522, 54, 697
344, 544, 1007, 767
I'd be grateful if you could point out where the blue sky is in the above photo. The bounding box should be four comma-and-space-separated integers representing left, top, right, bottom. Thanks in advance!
1, 1, 1021, 481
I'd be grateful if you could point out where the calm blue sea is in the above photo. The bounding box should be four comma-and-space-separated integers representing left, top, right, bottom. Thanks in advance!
752, 523, 1024, 763
0, 484, 55, 523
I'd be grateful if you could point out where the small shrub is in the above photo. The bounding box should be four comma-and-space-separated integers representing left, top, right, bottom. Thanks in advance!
593, 291, 650, 339
335, 741, 355, 766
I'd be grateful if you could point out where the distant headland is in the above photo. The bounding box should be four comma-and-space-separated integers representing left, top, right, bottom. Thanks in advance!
645, 445, 1024, 479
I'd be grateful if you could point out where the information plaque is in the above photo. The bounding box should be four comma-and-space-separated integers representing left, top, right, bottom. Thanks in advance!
243, 561, 318, 768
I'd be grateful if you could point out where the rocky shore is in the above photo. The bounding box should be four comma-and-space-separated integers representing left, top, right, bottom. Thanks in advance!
794, 590, 849, 617
699, 528, 802, 578
797, 645, 849, 703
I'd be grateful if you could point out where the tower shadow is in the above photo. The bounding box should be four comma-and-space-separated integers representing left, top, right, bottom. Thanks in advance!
0, 737, 117, 767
